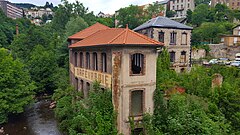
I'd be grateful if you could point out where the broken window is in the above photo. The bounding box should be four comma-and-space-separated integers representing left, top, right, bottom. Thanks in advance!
86, 52, 90, 69
158, 31, 164, 43
93, 52, 98, 70
102, 53, 107, 72
169, 51, 176, 62
131, 90, 143, 116
80, 52, 83, 68
131, 53, 144, 75
180, 51, 187, 63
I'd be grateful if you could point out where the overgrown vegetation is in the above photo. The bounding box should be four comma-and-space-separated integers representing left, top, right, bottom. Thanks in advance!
143, 49, 240, 134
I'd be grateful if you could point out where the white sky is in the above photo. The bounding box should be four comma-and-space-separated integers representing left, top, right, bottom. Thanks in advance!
9, 0, 161, 14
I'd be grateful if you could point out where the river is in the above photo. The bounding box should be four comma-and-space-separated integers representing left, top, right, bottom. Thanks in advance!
1, 98, 62, 135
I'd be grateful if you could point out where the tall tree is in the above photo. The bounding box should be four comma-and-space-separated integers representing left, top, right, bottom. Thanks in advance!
147, 2, 165, 18
0, 48, 35, 124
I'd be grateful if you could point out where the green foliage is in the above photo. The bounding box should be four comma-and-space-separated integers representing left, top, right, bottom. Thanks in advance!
116, 5, 147, 29
53, 82, 118, 134
195, 0, 211, 6
147, 2, 165, 18
97, 17, 114, 28
65, 16, 88, 37
0, 48, 35, 124
166, 10, 176, 18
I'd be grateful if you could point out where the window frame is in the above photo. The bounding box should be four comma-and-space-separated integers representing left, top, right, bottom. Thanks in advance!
180, 51, 187, 63
158, 31, 165, 43
93, 52, 98, 71
101, 52, 107, 73
129, 89, 145, 117
170, 31, 177, 45
181, 32, 188, 45
129, 53, 145, 76
169, 51, 176, 63
86, 52, 90, 69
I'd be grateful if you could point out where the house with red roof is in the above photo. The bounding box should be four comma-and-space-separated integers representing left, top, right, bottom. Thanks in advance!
68, 23, 163, 135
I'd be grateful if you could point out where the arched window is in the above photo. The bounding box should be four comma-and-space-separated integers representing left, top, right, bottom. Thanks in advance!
181, 32, 187, 45
170, 31, 177, 45
80, 80, 84, 92
130, 90, 143, 116
158, 31, 164, 43
86, 52, 90, 69
75, 78, 78, 91
74, 52, 78, 67
101, 53, 107, 72
169, 51, 176, 62
131, 53, 144, 75
80, 52, 83, 68
93, 52, 98, 70
180, 51, 187, 63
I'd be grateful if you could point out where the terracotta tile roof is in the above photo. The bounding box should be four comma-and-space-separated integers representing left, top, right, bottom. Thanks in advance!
69, 28, 164, 48
68, 22, 110, 40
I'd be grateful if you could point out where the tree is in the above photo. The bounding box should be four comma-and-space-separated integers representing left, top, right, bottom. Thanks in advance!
195, 0, 211, 6
65, 16, 88, 37
192, 4, 210, 26
97, 17, 114, 27
0, 48, 35, 124
147, 2, 165, 18
166, 10, 176, 18
116, 5, 147, 29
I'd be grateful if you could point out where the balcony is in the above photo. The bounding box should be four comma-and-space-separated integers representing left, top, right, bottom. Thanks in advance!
70, 63, 112, 88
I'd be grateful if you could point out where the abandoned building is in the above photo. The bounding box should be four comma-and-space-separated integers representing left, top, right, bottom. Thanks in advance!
68, 23, 163, 135
134, 16, 193, 72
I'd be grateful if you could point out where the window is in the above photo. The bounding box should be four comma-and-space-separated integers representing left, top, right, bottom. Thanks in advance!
177, 5, 179, 10
80, 80, 83, 92
130, 90, 143, 116
158, 31, 164, 43
132, 128, 144, 135
181, 68, 185, 73
80, 52, 83, 68
131, 53, 144, 75
93, 52, 98, 70
85, 82, 90, 98
102, 53, 107, 72
181, 32, 187, 45
170, 32, 177, 45
180, 51, 187, 63
74, 52, 78, 67
188, 3, 190, 8
86, 52, 90, 69
169, 51, 176, 62
75, 78, 78, 91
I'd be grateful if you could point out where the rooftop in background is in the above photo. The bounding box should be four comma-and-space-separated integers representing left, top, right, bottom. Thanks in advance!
69, 27, 164, 48
68, 22, 110, 40
134, 16, 193, 31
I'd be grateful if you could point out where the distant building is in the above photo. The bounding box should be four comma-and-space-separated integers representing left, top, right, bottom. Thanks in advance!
211, 0, 240, 10
97, 11, 113, 18
169, 0, 195, 19
68, 23, 163, 135
25, 7, 53, 19
134, 16, 193, 72
0, 0, 23, 19
221, 25, 240, 46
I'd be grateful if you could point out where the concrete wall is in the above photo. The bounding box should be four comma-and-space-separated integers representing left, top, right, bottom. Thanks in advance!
192, 48, 206, 60
208, 44, 240, 60
112, 46, 157, 135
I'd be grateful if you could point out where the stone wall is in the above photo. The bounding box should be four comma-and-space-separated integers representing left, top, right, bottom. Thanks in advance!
208, 44, 240, 60
191, 48, 206, 60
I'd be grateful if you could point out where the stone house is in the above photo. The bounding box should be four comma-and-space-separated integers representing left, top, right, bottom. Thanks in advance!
134, 16, 193, 72
68, 23, 163, 135
221, 25, 240, 46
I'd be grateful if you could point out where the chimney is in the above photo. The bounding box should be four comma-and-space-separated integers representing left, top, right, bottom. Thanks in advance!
16, 24, 19, 35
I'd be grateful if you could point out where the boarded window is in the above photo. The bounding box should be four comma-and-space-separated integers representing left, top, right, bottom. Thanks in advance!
131, 90, 143, 116
102, 53, 107, 72
169, 51, 176, 62
93, 52, 98, 70
86, 52, 90, 69
170, 32, 177, 45
80, 52, 84, 68
181, 32, 187, 45
158, 31, 164, 43
180, 51, 187, 63
131, 53, 144, 75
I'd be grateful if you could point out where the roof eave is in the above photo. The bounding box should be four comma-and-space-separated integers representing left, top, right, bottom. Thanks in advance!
69, 43, 163, 48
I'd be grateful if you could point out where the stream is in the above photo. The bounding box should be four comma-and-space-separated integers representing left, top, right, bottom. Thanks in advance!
1, 98, 62, 135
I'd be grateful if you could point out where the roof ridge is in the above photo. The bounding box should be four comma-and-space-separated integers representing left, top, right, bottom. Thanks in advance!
128, 29, 163, 45
152, 16, 159, 26
108, 28, 126, 44
123, 28, 129, 44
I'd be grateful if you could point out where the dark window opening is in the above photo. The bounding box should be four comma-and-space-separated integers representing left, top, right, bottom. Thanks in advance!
131, 90, 143, 116
75, 78, 78, 91
181, 68, 185, 73
170, 32, 177, 45
131, 53, 144, 75
102, 53, 107, 72
180, 51, 187, 63
132, 128, 144, 135
86, 52, 90, 69
93, 52, 98, 70
74, 52, 78, 67
80, 52, 83, 68
170, 51, 176, 62
158, 31, 164, 43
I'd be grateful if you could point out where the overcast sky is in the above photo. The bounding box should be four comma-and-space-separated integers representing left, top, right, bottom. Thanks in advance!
9, 0, 160, 14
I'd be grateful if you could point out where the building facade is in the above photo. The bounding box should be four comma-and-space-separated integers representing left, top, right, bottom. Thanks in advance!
68, 23, 163, 135
169, 0, 195, 19
134, 16, 193, 72
221, 25, 240, 46
211, 0, 240, 10
0, 0, 23, 19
